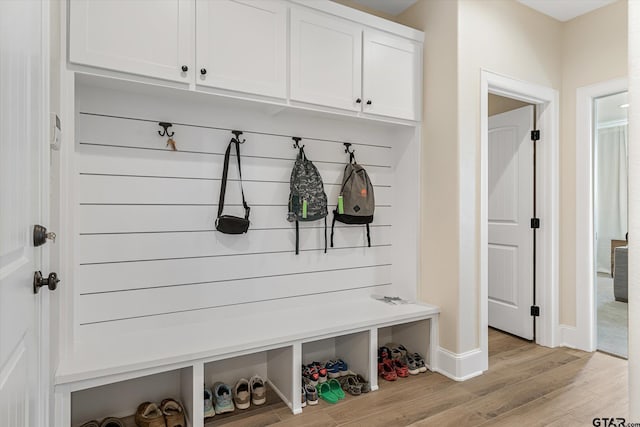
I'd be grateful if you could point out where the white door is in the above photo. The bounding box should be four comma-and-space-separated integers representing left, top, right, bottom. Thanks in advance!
0, 0, 50, 426
196, 0, 287, 98
290, 7, 362, 111
488, 106, 534, 340
362, 30, 420, 121
69, 0, 193, 83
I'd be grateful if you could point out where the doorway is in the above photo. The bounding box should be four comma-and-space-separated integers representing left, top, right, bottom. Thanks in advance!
487, 95, 536, 340
480, 70, 560, 370
594, 91, 629, 358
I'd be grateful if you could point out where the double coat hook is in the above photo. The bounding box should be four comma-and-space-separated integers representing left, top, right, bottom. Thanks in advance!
158, 122, 175, 137
231, 130, 246, 144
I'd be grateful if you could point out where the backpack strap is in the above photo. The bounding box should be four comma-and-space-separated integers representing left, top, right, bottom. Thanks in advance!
218, 138, 250, 220
330, 211, 336, 248
366, 223, 371, 247
295, 220, 299, 255
324, 216, 327, 253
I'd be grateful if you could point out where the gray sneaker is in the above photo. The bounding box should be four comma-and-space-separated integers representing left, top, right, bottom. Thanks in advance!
213, 382, 235, 414
233, 378, 251, 410
304, 382, 319, 405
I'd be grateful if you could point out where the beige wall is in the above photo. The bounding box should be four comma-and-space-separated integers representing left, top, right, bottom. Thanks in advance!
560, 0, 628, 325
397, 0, 460, 352
336, 0, 628, 353
488, 94, 531, 116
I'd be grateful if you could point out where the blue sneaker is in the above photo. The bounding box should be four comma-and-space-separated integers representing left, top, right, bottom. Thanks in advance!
204, 387, 215, 418
324, 360, 341, 379
336, 359, 349, 376
213, 382, 235, 414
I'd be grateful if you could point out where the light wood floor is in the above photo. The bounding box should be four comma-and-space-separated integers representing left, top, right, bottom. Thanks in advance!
206, 328, 629, 427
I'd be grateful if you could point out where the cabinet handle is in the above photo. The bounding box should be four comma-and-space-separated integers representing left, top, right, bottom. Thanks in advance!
366, 100, 372, 105
200, 68, 207, 75
356, 98, 362, 104
181, 65, 188, 72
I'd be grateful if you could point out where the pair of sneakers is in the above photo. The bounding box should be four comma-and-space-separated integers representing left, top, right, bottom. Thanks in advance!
204, 376, 266, 417
324, 359, 349, 378
302, 362, 327, 385
234, 376, 267, 409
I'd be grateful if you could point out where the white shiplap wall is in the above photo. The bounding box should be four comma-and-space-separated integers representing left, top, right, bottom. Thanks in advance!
72, 79, 418, 340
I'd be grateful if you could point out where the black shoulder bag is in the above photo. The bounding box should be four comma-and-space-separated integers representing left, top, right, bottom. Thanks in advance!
215, 136, 250, 234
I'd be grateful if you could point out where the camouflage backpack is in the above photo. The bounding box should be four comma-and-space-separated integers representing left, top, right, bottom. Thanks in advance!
287, 144, 328, 255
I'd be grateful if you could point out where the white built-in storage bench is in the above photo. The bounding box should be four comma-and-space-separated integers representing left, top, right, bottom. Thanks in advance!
55, 1, 436, 426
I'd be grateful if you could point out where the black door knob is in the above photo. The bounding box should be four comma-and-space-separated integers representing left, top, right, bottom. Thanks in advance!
356, 98, 362, 103
200, 68, 207, 75
33, 271, 60, 294
366, 100, 372, 105
181, 65, 188, 72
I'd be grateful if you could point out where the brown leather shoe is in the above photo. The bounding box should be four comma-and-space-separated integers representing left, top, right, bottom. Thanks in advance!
134, 402, 165, 427
160, 399, 186, 427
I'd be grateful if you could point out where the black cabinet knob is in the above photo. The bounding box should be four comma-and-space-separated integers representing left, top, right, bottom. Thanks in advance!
200, 68, 207, 75
181, 65, 188, 72
366, 100, 372, 105
356, 98, 362, 103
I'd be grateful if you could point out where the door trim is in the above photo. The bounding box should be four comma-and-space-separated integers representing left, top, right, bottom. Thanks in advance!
480, 70, 560, 368
573, 78, 628, 352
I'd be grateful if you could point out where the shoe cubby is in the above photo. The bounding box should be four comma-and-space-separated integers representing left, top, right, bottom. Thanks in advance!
301, 330, 372, 386
202, 346, 294, 425
377, 318, 432, 366
71, 366, 194, 427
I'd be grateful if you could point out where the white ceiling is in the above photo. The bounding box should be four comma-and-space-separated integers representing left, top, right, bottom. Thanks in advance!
351, 0, 417, 16
516, 0, 617, 22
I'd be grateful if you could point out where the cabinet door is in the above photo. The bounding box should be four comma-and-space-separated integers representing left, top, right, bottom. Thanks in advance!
196, 0, 287, 98
290, 8, 362, 111
69, 0, 193, 83
363, 30, 420, 121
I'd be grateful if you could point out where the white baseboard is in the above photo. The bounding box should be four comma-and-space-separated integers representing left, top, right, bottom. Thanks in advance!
559, 324, 594, 352
434, 347, 485, 381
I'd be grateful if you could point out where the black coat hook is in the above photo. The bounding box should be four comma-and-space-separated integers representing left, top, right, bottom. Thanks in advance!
292, 137, 304, 150
158, 122, 174, 137
231, 130, 246, 144
344, 142, 356, 163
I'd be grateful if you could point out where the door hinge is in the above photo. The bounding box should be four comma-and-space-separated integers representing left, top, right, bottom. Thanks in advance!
531, 130, 540, 141
530, 306, 540, 317
531, 218, 540, 229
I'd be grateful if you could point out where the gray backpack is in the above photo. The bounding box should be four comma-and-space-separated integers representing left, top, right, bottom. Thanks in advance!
330, 153, 375, 248
287, 142, 328, 255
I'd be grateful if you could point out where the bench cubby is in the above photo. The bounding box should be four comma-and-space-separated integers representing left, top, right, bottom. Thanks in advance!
71, 366, 194, 427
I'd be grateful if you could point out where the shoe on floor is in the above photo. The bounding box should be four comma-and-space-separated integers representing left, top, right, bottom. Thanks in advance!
160, 399, 185, 427
405, 353, 421, 375
249, 375, 267, 406
204, 387, 215, 418
100, 417, 125, 427
134, 402, 165, 427
302, 364, 320, 385
301, 386, 307, 408
309, 361, 328, 383
378, 359, 397, 381
233, 378, 251, 410
324, 360, 341, 379
335, 359, 349, 376
412, 352, 428, 373
213, 382, 235, 414
304, 382, 319, 405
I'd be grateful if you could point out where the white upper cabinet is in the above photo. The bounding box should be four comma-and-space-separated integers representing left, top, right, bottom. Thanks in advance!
196, 0, 287, 98
290, 8, 362, 112
69, 0, 193, 83
362, 30, 421, 121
